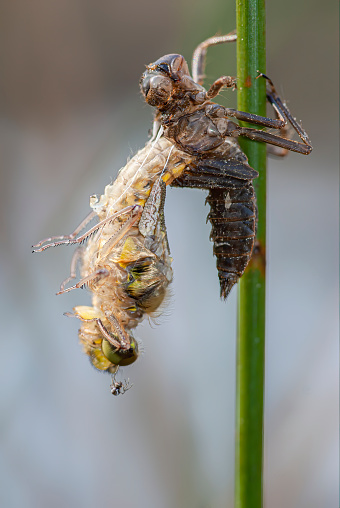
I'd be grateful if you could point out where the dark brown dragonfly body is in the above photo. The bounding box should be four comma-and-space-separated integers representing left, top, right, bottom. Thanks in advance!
140, 32, 312, 298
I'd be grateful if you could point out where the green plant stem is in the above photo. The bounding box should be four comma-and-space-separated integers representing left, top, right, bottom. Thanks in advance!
235, 2, 266, 508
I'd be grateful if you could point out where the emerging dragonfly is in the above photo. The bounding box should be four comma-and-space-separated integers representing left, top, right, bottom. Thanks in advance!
33, 31, 312, 394
33, 134, 192, 393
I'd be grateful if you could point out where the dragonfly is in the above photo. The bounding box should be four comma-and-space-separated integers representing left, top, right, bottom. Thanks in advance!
33, 132, 192, 393
33, 31, 312, 393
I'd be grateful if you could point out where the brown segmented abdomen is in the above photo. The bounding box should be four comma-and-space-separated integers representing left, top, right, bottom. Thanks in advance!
206, 178, 256, 298
171, 157, 258, 298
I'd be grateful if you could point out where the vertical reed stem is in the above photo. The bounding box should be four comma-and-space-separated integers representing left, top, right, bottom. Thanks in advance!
235, 2, 266, 508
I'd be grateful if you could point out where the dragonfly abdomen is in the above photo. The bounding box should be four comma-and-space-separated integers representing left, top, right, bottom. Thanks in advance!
172, 158, 258, 298
206, 180, 256, 298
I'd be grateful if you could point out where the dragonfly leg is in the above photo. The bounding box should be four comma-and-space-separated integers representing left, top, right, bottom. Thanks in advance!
192, 30, 237, 85
66, 308, 130, 350
97, 205, 143, 261
57, 268, 110, 294
32, 211, 97, 252
59, 246, 85, 292
83, 316, 129, 350
96, 318, 130, 350
33, 205, 137, 252
104, 313, 132, 349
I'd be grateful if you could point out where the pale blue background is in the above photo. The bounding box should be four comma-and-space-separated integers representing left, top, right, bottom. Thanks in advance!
0, 1, 338, 507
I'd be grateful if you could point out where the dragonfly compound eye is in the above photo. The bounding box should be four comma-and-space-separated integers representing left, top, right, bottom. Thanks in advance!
152, 54, 190, 81
101, 337, 139, 367
140, 74, 173, 107
156, 63, 171, 75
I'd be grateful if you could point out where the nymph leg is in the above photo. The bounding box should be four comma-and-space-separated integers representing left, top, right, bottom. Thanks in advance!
229, 74, 312, 153
234, 125, 311, 154
260, 73, 312, 147
192, 30, 237, 85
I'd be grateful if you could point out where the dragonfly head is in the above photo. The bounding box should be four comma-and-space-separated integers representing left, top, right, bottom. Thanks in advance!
140, 54, 192, 108
101, 336, 139, 367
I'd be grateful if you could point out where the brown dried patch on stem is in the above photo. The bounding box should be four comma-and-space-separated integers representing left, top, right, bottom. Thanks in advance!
244, 75, 252, 88
248, 239, 266, 276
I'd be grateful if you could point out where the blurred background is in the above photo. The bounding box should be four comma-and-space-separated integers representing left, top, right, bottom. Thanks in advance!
0, 1, 338, 507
